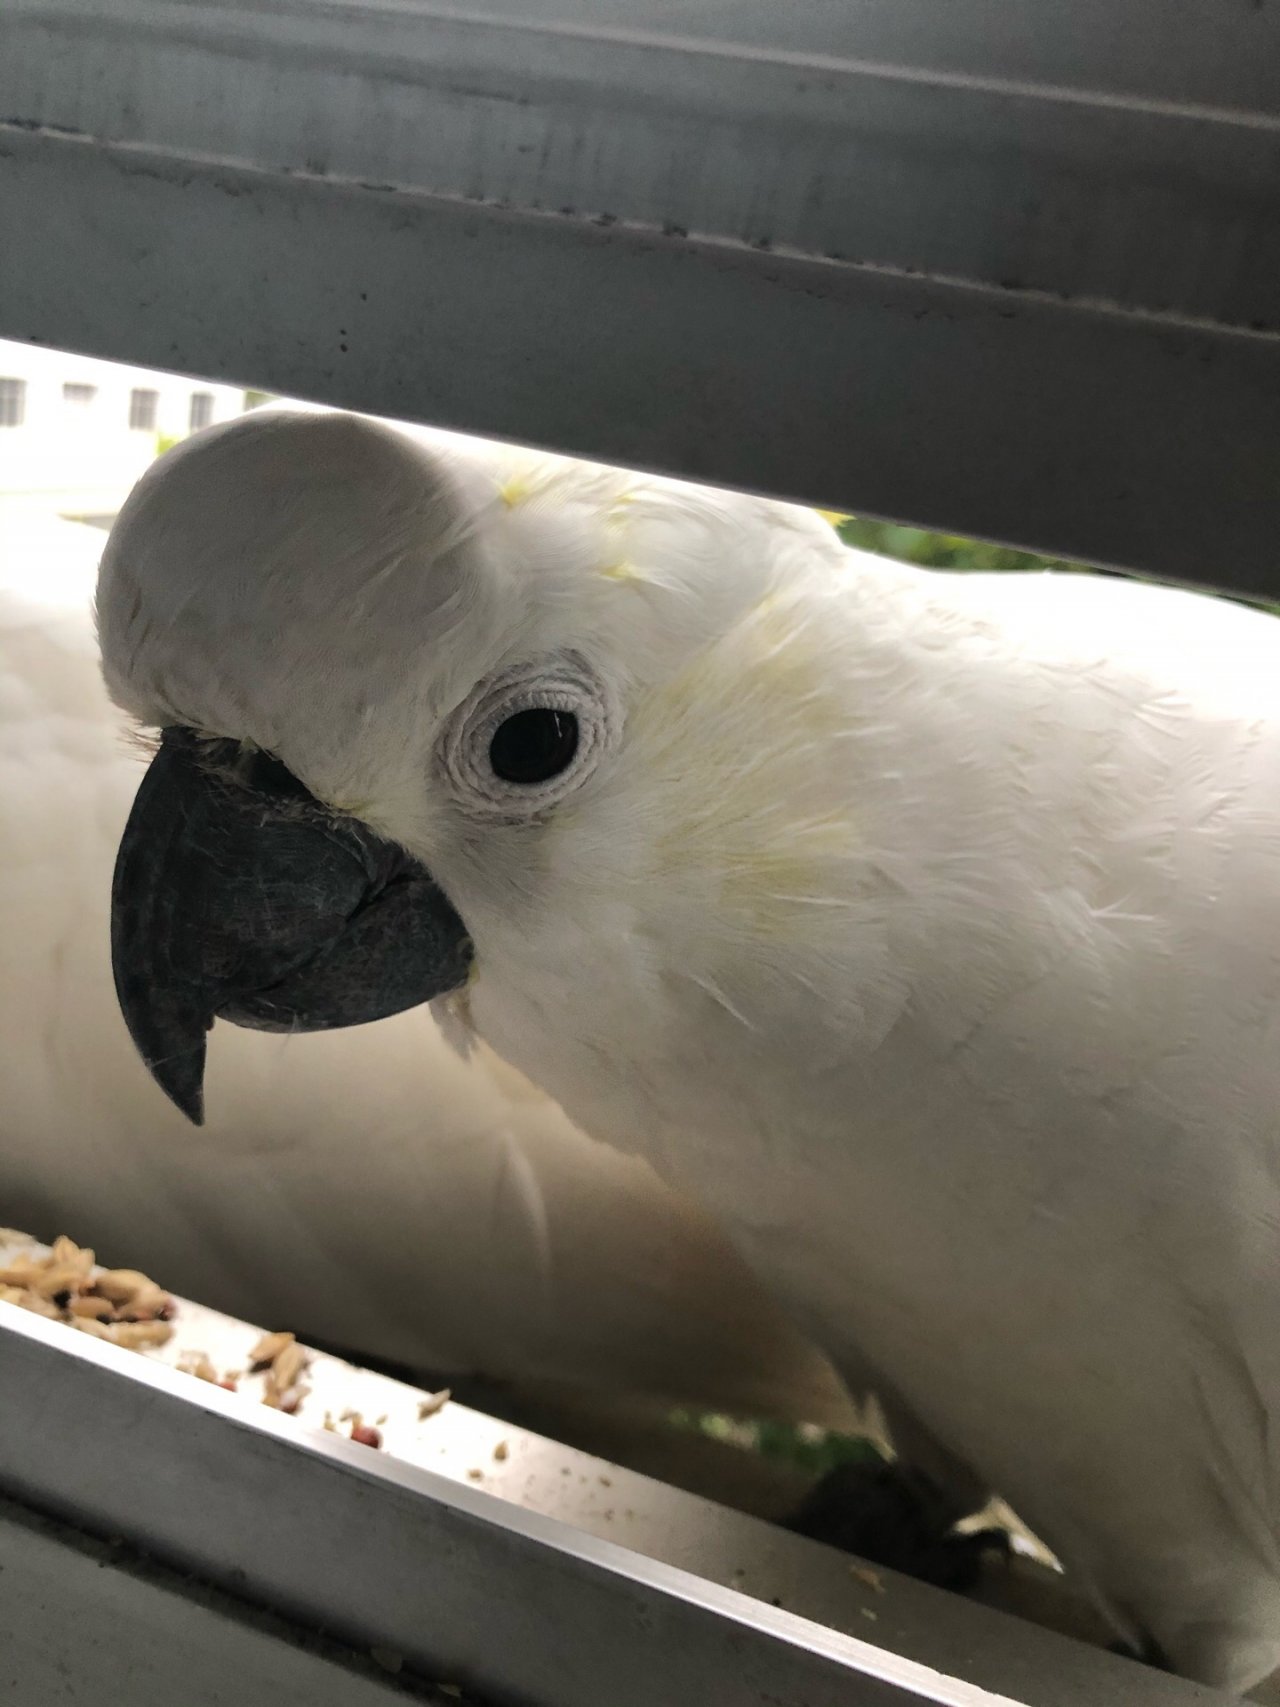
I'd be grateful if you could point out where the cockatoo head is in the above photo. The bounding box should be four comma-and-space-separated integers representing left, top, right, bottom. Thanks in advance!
100, 408, 849, 1121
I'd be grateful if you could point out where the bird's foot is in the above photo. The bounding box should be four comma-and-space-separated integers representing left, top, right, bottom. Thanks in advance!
786, 1458, 1010, 1594
1108, 1636, 1170, 1671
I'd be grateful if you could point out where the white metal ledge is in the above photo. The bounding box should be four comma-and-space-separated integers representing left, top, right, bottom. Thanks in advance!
0, 1306, 1230, 1707
1, 1, 1278, 590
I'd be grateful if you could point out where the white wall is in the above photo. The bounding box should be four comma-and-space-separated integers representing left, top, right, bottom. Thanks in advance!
0, 339, 246, 510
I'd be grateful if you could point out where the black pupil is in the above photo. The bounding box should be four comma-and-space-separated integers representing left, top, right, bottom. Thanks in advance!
489, 709, 579, 785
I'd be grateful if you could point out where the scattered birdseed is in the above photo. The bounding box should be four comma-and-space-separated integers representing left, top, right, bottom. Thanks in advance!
176, 1351, 220, 1383
417, 1389, 451, 1421
0, 1237, 175, 1350
849, 1565, 886, 1594
249, 1330, 295, 1367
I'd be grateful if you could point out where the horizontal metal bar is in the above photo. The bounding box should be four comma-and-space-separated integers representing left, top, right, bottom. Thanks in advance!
1, 0, 1279, 593
0, 1308, 1224, 1707
1, 127, 1279, 600
3, 0, 1278, 326
0, 1309, 1005, 1707
0, 1492, 448, 1707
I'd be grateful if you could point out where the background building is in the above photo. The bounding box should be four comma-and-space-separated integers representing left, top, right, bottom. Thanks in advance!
0, 337, 245, 515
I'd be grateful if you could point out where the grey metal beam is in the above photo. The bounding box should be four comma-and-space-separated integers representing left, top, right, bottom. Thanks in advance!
0, 0, 1278, 592
0, 1493, 451, 1707
4, 0, 1278, 327
0, 1308, 1228, 1707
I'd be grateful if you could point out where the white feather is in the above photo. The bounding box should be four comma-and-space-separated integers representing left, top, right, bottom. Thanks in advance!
0, 499, 852, 1425
97, 410, 1280, 1690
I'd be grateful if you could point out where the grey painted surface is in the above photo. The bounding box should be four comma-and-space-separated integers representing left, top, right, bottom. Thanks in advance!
0, 1237, 1166, 1688
0, 0, 1278, 589
0, 1308, 1230, 1707
0, 1494, 450, 1706
3, 0, 1278, 326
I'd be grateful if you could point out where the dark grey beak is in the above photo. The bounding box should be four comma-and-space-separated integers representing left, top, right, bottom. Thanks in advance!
112, 727, 473, 1125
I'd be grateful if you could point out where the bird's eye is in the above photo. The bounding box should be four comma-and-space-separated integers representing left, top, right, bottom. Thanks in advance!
489, 709, 579, 785
439, 654, 619, 820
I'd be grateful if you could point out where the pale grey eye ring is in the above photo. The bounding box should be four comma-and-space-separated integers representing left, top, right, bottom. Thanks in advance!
440, 655, 619, 815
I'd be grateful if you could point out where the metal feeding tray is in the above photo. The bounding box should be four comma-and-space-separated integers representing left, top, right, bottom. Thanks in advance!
0, 1236, 1231, 1707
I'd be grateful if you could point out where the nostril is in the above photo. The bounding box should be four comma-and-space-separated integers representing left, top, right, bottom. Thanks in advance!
241, 745, 314, 802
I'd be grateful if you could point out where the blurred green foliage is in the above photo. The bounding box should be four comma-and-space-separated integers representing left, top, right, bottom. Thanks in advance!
835, 514, 1280, 618
668, 1408, 887, 1478
835, 515, 1089, 577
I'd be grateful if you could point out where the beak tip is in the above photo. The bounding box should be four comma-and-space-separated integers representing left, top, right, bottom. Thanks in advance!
165, 1080, 206, 1127
146, 1042, 208, 1128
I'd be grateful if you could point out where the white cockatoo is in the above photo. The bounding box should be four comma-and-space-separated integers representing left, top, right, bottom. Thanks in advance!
0, 498, 853, 1427
97, 407, 1280, 1692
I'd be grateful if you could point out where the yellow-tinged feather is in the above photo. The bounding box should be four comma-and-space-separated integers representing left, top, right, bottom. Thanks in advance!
632, 590, 859, 940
